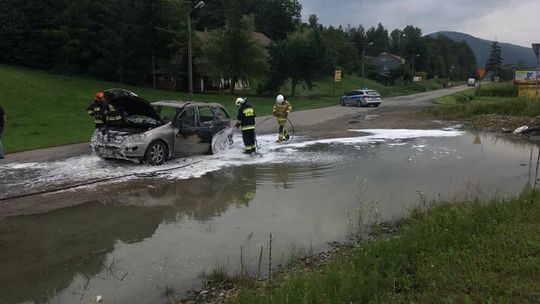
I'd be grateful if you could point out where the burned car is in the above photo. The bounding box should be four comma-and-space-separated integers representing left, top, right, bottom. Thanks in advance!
91, 89, 233, 165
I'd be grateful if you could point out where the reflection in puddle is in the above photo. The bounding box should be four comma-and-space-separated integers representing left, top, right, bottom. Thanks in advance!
0, 130, 536, 304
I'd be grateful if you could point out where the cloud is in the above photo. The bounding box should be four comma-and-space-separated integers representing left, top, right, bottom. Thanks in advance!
300, 0, 537, 47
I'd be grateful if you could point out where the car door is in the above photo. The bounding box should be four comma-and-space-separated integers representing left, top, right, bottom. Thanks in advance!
344, 91, 354, 105
173, 106, 201, 156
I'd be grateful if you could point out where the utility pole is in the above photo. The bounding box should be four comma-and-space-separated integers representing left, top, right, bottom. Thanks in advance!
411, 54, 419, 80
360, 42, 372, 89
187, 1, 205, 101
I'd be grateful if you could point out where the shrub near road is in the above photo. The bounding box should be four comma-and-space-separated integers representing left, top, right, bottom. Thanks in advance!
427, 82, 540, 131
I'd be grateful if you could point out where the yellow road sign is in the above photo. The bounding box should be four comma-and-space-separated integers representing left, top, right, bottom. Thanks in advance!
477, 68, 486, 78
334, 70, 342, 82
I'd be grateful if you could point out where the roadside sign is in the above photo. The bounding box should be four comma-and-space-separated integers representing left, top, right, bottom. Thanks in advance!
518, 85, 540, 97
477, 68, 486, 79
334, 70, 342, 82
515, 70, 539, 85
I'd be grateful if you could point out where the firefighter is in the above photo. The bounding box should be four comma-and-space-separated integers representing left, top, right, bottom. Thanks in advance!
86, 91, 123, 128
235, 97, 256, 154
87, 92, 106, 128
272, 94, 292, 142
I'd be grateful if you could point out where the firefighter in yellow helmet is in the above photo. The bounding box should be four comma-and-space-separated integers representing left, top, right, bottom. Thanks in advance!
272, 94, 292, 142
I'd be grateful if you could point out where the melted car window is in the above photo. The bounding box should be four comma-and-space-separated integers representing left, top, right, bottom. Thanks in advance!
212, 107, 229, 120
157, 106, 178, 121
178, 107, 195, 128
199, 107, 215, 125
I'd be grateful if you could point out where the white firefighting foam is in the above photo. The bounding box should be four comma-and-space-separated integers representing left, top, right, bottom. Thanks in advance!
0, 129, 464, 196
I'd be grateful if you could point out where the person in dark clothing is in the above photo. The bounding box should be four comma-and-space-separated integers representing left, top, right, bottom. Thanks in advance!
86, 91, 122, 128
0, 105, 6, 159
87, 92, 106, 128
235, 97, 256, 154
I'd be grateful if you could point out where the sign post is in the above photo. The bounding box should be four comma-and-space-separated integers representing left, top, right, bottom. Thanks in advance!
334, 69, 342, 96
476, 68, 486, 95
532, 43, 540, 101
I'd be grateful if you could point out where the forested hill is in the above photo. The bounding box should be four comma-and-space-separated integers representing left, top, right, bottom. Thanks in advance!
428, 31, 536, 67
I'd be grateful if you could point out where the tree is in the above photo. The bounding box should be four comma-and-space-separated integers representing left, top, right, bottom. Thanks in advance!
197, 0, 301, 40
259, 26, 331, 95
322, 26, 360, 73
365, 23, 390, 56
485, 40, 503, 80
203, 14, 267, 94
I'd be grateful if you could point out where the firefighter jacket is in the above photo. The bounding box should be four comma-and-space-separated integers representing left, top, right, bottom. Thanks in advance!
237, 102, 256, 131
103, 103, 122, 123
87, 100, 105, 125
273, 101, 292, 119
86, 100, 122, 125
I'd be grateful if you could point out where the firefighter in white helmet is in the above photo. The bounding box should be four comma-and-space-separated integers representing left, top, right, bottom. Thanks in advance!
272, 94, 292, 142
235, 97, 256, 154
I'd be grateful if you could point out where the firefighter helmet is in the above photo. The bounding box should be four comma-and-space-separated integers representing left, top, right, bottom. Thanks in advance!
276, 94, 284, 104
95, 92, 104, 100
235, 97, 246, 107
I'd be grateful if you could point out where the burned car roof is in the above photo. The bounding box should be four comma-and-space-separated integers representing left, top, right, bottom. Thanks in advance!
104, 88, 162, 122
151, 100, 227, 109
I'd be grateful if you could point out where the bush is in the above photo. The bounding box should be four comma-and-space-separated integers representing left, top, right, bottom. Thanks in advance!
477, 83, 517, 97
454, 93, 476, 104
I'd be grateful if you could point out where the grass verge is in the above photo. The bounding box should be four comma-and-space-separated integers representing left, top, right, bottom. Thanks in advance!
227, 191, 540, 303
428, 82, 540, 120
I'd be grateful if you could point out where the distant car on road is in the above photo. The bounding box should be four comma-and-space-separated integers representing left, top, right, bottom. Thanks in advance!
91, 89, 233, 165
340, 89, 381, 107
467, 78, 476, 87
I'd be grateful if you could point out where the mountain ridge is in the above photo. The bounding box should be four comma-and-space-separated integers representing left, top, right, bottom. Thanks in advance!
427, 31, 536, 67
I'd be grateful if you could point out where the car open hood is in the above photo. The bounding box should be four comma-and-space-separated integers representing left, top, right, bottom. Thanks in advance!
103, 88, 162, 122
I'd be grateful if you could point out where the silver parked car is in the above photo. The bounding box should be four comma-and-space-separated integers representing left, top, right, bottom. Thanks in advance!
340, 89, 381, 107
91, 89, 233, 165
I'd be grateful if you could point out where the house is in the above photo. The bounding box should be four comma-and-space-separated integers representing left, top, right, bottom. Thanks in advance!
369, 52, 405, 72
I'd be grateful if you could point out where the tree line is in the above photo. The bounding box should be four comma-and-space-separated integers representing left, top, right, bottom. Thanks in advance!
0, 0, 478, 95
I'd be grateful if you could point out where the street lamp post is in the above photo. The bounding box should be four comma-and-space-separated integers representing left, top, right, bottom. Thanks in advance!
411, 54, 420, 80
532, 43, 540, 101
360, 42, 373, 89
187, 1, 205, 101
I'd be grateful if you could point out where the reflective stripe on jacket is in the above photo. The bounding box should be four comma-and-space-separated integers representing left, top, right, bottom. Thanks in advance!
273, 101, 292, 119
237, 102, 256, 130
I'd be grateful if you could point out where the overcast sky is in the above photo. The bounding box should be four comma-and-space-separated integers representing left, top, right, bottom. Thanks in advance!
300, 0, 539, 48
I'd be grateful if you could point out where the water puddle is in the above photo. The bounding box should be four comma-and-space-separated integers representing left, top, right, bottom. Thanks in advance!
0, 129, 536, 304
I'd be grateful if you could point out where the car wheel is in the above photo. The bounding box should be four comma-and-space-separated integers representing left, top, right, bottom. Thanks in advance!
145, 140, 167, 165
357, 100, 363, 107
340, 99, 345, 106
373, 103, 380, 107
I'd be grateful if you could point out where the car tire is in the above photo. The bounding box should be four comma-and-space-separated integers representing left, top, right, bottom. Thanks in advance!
340, 99, 345, 106
357, 100, 363, 107
373, 103, 380, 107
145, 140, 167, 165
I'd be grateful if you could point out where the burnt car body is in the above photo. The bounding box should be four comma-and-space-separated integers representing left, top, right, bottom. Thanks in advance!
91, 89, 233, 165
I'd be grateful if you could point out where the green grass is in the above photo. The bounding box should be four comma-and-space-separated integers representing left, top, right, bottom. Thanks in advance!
429, 82, 540, 119
230, 191, 540, 303
1, 65, 446, 153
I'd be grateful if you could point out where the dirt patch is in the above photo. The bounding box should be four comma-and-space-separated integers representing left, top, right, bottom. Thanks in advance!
467, 114, 540, 133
